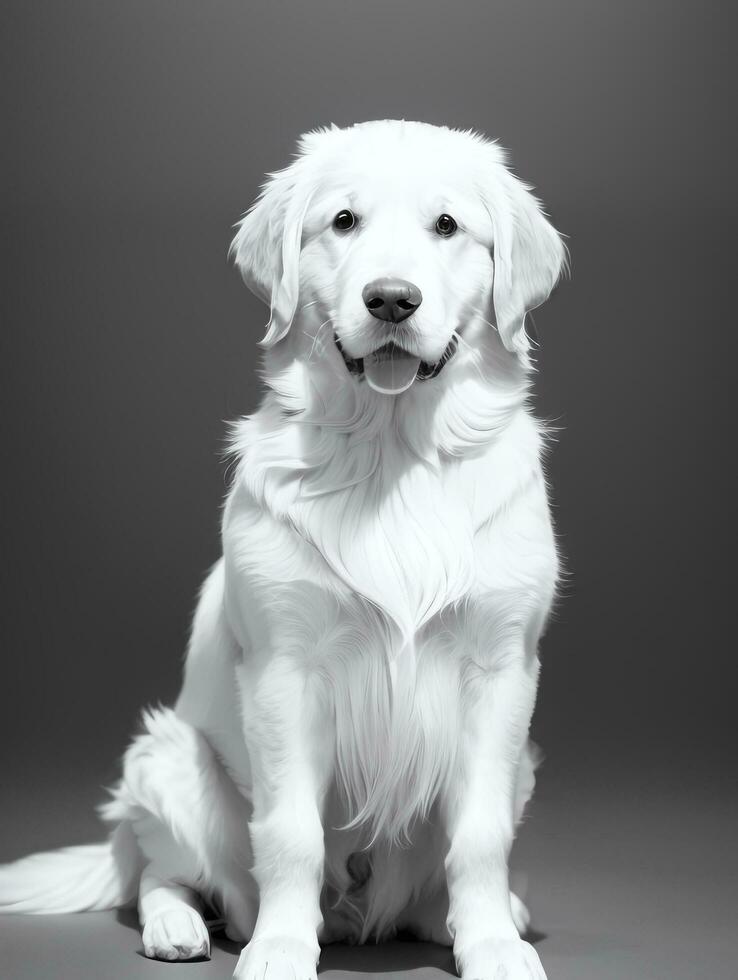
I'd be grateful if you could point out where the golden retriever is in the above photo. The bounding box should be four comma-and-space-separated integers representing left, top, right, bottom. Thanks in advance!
0, 120, 567, 980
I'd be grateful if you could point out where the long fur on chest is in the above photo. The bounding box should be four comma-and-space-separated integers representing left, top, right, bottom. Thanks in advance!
225, 340, 548, 842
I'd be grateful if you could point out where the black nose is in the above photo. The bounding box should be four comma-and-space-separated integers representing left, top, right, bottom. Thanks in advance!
362, 278, 422, 323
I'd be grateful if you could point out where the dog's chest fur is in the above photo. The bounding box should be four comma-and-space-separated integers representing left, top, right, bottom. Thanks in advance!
229, 398, 544, 639
297, 446, 475, 637
224, 402, 552, 842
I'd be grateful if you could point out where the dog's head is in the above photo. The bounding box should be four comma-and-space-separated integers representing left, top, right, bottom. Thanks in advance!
231, 121, 566, 394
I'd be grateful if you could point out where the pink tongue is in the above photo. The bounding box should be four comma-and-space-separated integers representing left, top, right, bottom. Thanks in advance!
364, 348, 421, 395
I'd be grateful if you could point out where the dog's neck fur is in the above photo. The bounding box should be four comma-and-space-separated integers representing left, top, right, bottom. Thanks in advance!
229, 313, 538, 639
232, 311, 530, 484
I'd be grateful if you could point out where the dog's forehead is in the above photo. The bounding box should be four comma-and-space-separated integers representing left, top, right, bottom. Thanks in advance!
301, 121, 495, 192
316, 168, 459, 210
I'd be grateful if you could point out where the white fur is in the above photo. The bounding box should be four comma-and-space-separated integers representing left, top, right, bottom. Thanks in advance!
0, 121, 566, 980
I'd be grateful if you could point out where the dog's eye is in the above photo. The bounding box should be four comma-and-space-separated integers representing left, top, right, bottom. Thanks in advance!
435, 213, 457, 237
333, 209, 357, 232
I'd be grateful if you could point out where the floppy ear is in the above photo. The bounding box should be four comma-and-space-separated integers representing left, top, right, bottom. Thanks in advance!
230, 161, 314, 347
489, 172, 567, 356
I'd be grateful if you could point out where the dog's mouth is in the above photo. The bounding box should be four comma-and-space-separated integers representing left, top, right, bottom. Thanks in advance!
334, 334, 459, 395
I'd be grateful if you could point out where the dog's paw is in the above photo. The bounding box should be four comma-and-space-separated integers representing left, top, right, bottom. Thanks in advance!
459, 937, 546, 980
142, 905, 211, 961
233, 936, 318, 980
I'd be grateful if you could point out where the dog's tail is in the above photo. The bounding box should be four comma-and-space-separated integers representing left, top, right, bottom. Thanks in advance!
0, 821, 141, 915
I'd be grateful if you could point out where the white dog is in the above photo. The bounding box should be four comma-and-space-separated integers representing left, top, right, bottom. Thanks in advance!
0, 120, 567, 980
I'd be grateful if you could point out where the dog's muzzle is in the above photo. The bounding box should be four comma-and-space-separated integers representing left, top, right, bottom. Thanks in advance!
334, 334, 459, 384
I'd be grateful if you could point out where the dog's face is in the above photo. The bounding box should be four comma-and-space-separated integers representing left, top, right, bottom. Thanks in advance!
297, 150, 498, 393
232, 121, 566, 394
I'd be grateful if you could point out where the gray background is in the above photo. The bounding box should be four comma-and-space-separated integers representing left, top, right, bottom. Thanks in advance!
1, 2, 736, 978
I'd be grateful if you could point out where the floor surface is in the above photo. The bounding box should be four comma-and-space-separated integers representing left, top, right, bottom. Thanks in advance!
1, 764, 734, 979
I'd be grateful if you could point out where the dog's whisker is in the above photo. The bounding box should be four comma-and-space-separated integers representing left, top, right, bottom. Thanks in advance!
305, 317, 333, 361
469, 306, 499, 333
451, 329, 492, 386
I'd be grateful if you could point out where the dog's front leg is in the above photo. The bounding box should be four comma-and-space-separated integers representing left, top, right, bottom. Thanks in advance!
233, 654, 332, 980
443, 646, 546, 980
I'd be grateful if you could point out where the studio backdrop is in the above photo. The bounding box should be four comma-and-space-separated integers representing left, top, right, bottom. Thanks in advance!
1, 3, 735, 979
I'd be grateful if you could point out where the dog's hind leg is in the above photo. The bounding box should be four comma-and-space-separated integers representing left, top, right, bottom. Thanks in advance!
134, 802, 254, 960
103, 706, 257, 958
139, 862, 210, 961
